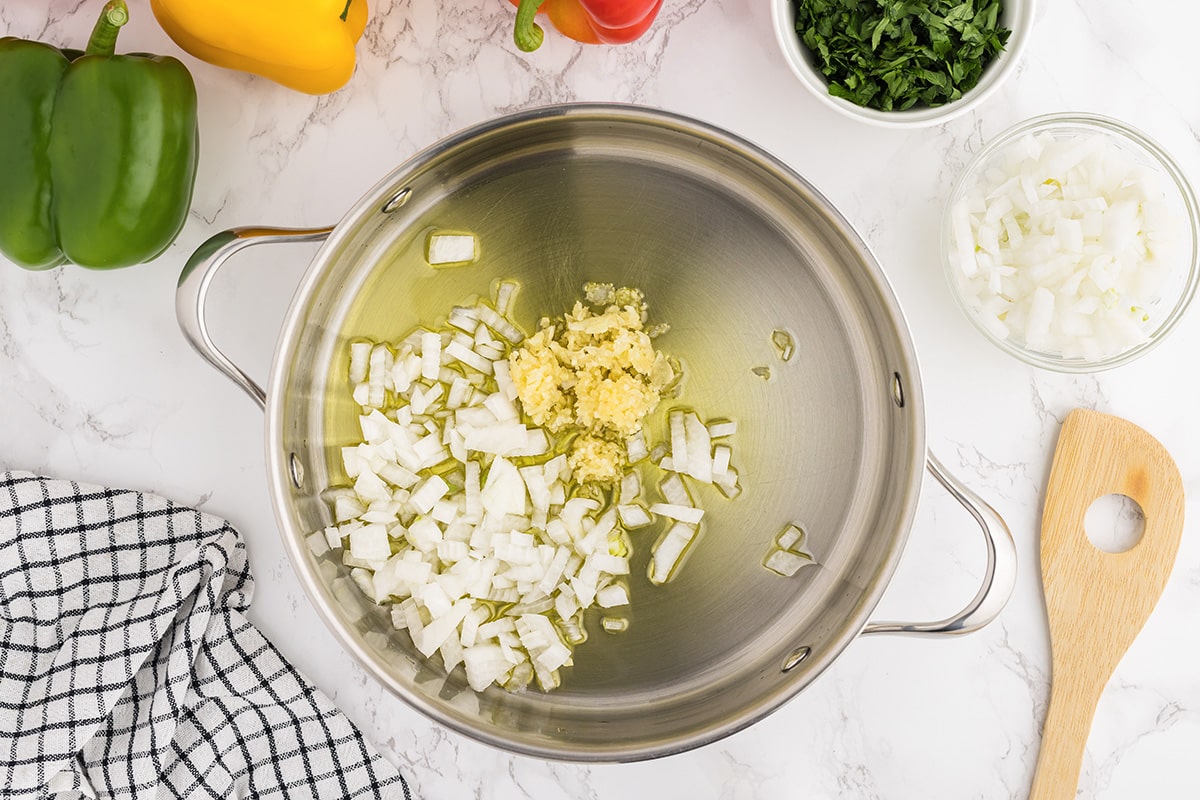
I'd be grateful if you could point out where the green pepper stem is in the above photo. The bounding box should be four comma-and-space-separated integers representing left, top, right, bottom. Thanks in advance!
85, 0, 129, 56
513, 0, 547, 52
340, 0, 353, 22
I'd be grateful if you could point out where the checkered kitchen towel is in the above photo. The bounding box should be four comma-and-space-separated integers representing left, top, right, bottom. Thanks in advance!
0, 471, 411, 800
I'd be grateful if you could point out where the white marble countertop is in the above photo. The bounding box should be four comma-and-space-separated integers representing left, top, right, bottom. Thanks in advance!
3, 0, 1198, 797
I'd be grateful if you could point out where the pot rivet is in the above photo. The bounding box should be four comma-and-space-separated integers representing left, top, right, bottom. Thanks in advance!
892, 372, 905, 408
781, 645, 811, 672
382, 188, 412, 213
289, 453, 305, 490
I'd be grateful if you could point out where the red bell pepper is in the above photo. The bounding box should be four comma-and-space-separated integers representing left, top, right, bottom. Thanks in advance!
510, 0, 663, 51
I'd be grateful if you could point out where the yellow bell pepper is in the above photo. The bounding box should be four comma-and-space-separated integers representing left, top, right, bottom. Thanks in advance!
149, 0, 368, 95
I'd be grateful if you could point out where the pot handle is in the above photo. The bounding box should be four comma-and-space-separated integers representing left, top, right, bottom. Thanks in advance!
176, 226, 334, 409
862, 453, 1017, 637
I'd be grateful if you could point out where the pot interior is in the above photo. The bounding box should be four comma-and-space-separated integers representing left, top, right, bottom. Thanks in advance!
267, 106, 925, 760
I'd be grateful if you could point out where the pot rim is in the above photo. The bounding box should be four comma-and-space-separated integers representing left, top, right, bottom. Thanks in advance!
263, 102, 927, 761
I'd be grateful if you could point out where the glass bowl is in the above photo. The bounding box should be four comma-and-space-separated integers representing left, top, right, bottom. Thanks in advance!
941, 113, 1200, 371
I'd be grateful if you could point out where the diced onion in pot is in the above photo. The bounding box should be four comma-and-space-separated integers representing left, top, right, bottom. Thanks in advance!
762, 548, 814, 577
682, 412, 713, 483
616, 503, 653, 528
619, 471, 641, 505
308, 530, 331, 557
419, 332, 441, 381
596, 584, 629, 608
426, 232, 478, 266
775, 523, 805, 551
321, 285, 752, 694
447, 306, 479, 334
445, 341, 493, 375
763, 521, 816, 577
477, 305, 523, 344
625, 429, 649, 463
323, 525, 343, 550
349, 523, 391, 562
648, 522, 698, 585
706, 419, 738, 439
658, 473, 691, 507
713, 466, 741, 499
648, 503, 704, 524
668, 411, 688, 475
495, 280, 519, 318
408, 475, 450, 514
349, 342, 371, 384
711, 445, 732, 480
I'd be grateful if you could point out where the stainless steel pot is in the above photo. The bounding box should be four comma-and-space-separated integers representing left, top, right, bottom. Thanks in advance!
177, 104, 1016, 762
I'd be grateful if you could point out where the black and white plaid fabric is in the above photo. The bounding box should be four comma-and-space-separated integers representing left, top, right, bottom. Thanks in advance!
0, 471, 411, 800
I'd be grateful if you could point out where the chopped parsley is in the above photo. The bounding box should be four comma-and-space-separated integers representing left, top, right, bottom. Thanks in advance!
793, 0, 1011, 112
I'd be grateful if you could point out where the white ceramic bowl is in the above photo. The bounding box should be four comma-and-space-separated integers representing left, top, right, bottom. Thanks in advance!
771, 0, 1035, 127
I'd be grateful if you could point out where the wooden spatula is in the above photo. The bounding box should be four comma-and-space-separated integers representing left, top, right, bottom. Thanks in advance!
1030, 408, 1185, 799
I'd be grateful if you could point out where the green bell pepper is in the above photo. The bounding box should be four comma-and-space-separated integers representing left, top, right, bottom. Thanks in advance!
0, 0, 199, 270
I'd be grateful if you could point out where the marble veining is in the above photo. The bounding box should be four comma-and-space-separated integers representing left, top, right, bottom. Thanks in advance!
3, 0, 1199, 797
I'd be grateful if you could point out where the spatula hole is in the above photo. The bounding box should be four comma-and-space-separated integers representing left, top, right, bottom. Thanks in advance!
1084, 494, 1145, 553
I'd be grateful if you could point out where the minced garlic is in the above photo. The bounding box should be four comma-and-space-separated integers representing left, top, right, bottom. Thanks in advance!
567, 435, 627, 484
509, 286, 675, 483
